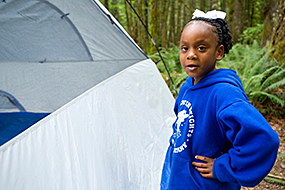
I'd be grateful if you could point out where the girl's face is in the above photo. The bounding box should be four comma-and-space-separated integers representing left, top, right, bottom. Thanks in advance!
180, 21, 224, 85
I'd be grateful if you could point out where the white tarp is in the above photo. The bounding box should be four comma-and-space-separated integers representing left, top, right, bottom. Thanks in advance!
0, 59, 175, 189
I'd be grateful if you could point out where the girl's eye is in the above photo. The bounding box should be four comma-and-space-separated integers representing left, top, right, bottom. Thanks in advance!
198, 46, 206, 51
181, 47, 188, 51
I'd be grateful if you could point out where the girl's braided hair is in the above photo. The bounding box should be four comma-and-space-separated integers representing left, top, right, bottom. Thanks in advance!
182, 17, 233, 56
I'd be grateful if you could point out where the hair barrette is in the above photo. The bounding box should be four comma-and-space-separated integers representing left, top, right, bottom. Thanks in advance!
192, 9, 226, 19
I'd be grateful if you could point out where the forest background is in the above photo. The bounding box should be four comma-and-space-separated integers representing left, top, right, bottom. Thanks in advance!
99, 0, 285, 117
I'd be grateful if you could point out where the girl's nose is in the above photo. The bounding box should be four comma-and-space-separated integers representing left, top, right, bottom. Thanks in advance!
186, 49, 197, 60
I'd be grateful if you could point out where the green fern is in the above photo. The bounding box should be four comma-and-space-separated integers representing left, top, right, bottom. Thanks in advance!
250, 91, 284, 107
174, 72, 189, 88
267, 78, 285, 92
218, 40, 285, 110
264, 176, 285, 185
262, 68, 285, 89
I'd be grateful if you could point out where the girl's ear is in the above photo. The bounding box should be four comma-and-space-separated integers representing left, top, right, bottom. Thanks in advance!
216, 45, 224, 61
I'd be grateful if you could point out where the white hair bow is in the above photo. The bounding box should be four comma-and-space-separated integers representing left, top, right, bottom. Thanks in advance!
192, 9, 226, 19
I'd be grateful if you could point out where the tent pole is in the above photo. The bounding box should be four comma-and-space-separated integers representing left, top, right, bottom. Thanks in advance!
125, 0, 178, 96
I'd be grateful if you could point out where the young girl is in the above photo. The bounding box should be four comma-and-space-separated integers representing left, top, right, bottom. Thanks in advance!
160, 10, 279, 190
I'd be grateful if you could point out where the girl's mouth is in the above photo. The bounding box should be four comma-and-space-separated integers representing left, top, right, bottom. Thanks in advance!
186, 64, 199, 71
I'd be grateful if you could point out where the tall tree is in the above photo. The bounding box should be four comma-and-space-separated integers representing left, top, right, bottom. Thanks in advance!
269, 0, 285, 63
168, 1, 176, 46
161, 0, 170, 48
150, 0, 158, 53
192, 0, 196, 15
113, 0, 119, 21
221, 0, 226, 11
231, 0, 243, 43
143, 0, 150, 52
183, 0, 194, 26
249, 0, 254, 27
124, 0, 134, 38
261, 0, 277, 47
104, 0, 109, 10
175, 0, 183, 45
135, 0, 141, 48
228, 0, 235, 32
243, 0, 249, 28
200, 0, 206, 11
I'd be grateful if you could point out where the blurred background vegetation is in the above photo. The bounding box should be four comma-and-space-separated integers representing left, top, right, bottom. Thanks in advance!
100, 0, 285, 116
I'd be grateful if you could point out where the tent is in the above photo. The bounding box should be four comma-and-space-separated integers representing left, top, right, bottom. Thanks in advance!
0, 0, 175, 189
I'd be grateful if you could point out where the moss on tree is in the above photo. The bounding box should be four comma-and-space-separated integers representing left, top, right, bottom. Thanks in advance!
269, 0, 285, 63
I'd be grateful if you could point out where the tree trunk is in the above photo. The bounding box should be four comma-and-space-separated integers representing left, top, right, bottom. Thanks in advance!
160, 1, 168, 47
228, 0, 235, 31
183, 0, 194, 26
158, 0, 163, 48
243, 0, 248, 28
124, 0, 133, 38
168, 1, 176, 46
192, 0, 196, 16
261, 0, 277, 47
176, 0, 182, 45
135, 0, 141, 48
200, 0, 206, 11
104, 0, 109, 10
221, 0, 226, 11
249, 0, 254, 27
183, 0, 192, 26
232, 0, 243, 43
150, 0, 158, 53
161, 0, 169, 48
113, 0, 119, 21
143, 0, 149, 52
269, 0, 285, 63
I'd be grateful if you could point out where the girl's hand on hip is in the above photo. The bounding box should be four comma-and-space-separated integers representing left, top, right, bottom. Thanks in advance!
192, 155, 215, 179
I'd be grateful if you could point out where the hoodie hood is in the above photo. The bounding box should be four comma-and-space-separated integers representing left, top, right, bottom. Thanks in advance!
185, 69, 245, 91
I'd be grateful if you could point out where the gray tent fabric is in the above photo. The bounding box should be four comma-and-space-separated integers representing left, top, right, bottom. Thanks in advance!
0, 0, 176, 189
0, 0, 92, 62
0, 60, 146, 112
0, 0, 146, 62
0, 0, 147, 113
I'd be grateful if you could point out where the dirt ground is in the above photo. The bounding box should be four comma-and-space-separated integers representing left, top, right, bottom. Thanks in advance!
241, 114, 285, 190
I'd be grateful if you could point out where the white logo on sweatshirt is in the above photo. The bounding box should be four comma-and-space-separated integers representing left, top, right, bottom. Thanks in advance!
175, 110, 189, 139
173, 100, 195, 153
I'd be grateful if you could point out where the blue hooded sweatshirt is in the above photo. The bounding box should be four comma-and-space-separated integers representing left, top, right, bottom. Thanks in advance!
160, 69, 279, 190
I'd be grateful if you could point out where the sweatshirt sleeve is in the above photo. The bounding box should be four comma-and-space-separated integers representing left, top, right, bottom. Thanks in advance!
213, 101, 279, 187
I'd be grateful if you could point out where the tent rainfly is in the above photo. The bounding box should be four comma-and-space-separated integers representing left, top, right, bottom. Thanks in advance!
0, 0, 175, 189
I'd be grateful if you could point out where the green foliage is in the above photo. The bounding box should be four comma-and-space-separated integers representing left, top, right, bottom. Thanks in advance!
238, 24, 263, 45
148, 44, 186, 96
278, 153, 285, 158
217, 40, 285, 113
264, 176, 285, 185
